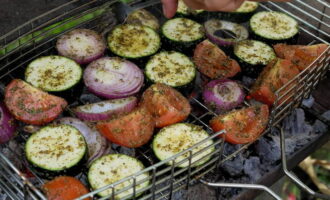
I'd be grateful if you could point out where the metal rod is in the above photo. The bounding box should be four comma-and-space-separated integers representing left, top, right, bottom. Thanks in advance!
278, 127, 330, 200
200, 180, 282, 200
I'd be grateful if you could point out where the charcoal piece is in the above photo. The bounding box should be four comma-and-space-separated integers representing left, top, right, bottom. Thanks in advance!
186, 184, 217, 200
79, 93, 102, 104
302, 96, 315, 108
223, 143, 243, 156
243, 156, 261, 182
241, 76, 255, 87
313, 120, 327, 134
221, 154, 245, 176
111, 143, 136, 157
283, 108, 309, 136
322, 110, 330, 120
255, 136, 280, 164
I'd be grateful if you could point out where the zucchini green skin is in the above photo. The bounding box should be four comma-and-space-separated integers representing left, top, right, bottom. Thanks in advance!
88, 154, 149, 198
219, 11, 256, 23
25, 125, 88, 179
152, 123, 215, 168
249, 11, 299, 44
144, 51, 196, 93
219, 1, 259, 23
27, 153, 88, 180
161, 18, 205, 55
233, 40, 276, 78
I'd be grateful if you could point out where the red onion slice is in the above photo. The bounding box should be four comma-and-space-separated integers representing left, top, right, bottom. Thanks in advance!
204, 19, 249, 46
203, 79, 245, 113
73, 96, 138, 121
0, 102, 17, 144
84, 57, 144, 99
56, 29, 106, 64
54, 117, 107, 164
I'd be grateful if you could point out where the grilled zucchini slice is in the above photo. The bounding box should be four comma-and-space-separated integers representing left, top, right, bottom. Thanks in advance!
88, 154, 149, 198
153, 123, 214, 168
108, 24, 161, 59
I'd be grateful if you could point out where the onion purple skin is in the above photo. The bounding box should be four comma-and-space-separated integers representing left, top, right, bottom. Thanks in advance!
54, 117, 108, 164
73, 96, 138, 121
0, 102, 17, 144
205, 32, 234, 47
84, 57, 144, 99
203, 79, 245, 113
56, 29, 106, 65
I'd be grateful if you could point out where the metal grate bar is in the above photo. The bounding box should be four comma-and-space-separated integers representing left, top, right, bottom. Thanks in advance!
296, 0, 330, 19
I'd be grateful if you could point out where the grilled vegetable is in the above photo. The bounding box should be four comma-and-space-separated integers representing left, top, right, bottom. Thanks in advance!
193, 40, 241, 79
25, 56, 82, 92
203, 79, 245, 113
140, 83, 191, 128
210, 104, 269, 144
126, 9, 159, 31
88, 154, 149, 198
84, 57, 144, 99
273, 43, 329, 71
73, 97, 137, 121
56, 29, 106, 64
233, 40, 276, 77
54, 117, 107, 164
176, 0, 205, 18
96, 107, 154, 148
161, 18, 204, 52
4, 79, 67, 125
153, 123, 214, 168
0, 102, 16, 144
204, 19, 249, 46
25, 124, 87, 178
43, 176, 91, 200
108, 24, 160, 59
220, 1, 259, 23
145, 51, 196, 89
249, 58, 300, 106
250, 11, 299, 43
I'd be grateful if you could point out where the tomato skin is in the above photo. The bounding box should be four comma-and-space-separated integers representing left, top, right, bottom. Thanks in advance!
194, 40, 241, 79
140, 83, 191, 128
274, 43, 328, 71
4, 79, 67, 125
96, 107, 154, 148
249, 58, 300, 106
43, 176, 90, 200
209, 104, 269, 144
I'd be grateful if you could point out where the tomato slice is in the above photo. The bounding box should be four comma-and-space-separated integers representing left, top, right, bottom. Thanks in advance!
274, 43, 328, 71
209, 104, 269, 144
4, 79, 67, 125
193, 40, 241, 79
140, 83, 191, 128
43, 176, 90, 200
96, 106, 154, 148
249, 58, 300, 106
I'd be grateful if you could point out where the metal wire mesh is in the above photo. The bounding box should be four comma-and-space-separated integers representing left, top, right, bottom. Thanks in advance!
0, 0, 329, 199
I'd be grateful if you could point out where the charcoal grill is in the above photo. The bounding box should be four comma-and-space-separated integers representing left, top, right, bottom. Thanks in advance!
0, 0, 329, 199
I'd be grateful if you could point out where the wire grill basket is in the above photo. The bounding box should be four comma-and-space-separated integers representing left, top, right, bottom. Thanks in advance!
0, 0, 329, 199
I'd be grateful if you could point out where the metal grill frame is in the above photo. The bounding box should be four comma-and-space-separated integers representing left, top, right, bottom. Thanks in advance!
0, 0, 329, 199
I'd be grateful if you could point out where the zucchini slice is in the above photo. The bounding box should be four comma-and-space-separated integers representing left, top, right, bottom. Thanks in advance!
250, 11, 299, 43
108, 24, 160, 59
220, 1, 259, 23
176, 0, 204, 16
126, 9, 159, 31
25, 55, 82, 92
161, 18, 204, 51
234, 40, 276, 77
25, 124, 87, 175
88, 154, 149, 198
153, 123, 214, 168
145, 51, 196, 88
